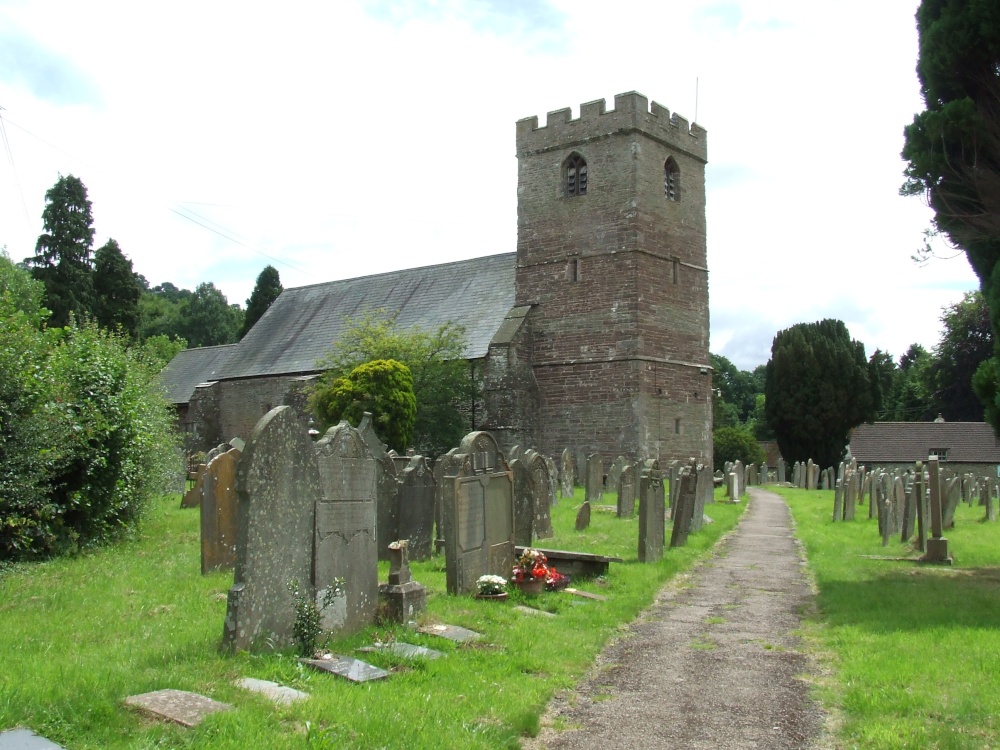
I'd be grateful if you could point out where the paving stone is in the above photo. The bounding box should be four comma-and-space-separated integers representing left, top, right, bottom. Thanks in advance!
417, 623, 482, 643
300, 655, 390, 682
124, 689, 233, 728
0, 729, 66, 750
234, 678, 309, 705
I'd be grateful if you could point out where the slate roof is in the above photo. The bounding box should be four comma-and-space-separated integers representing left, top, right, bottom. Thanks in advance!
159, 344, 237, 405
215, 252, 516, 381
849, 422, 1000, 464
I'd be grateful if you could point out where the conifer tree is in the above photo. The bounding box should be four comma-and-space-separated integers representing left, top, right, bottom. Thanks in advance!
26, 175, 95, 327
240, 265, 283, 339
93, 239, 141, 339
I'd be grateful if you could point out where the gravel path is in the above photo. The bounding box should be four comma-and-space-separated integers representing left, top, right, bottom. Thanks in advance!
527, 487, 827, 749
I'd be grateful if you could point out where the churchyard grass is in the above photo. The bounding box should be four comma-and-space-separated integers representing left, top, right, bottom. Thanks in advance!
0, 488, 743, 749
776, 486, 1000, 750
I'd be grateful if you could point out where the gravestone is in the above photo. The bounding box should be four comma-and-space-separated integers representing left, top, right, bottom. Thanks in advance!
510, 458, 533, 546
984, 480, 997, 521
358, 414, 399, 563
379, 539, 427, 622
200, 446, 241, 574
223, 406, 320, 652
638, 459, 665, 562
543, 454, 560, 508
616, 463, 637, 518
397, 455, 436, 560
832, 479, 843, 522
576, 449, 588, 486
442, 431, 515, 596
901, 472, 915, 542
690, 463, 710, 532
313, 421, 378, 637
760, 462, 769, 484
302, 655, 389, 682
526, 451, 554, 539
923, 456, 951, 563
575, 501, 591, 530
844, 472, 857, 521
791, 461, 800, 487
777, 458, 785, 484
181, 463, 207, 508
607, 456, 627, 498
669, 459, 699, 548
560, 448, 575, 499
433, 448, 463, 553
585, 453, 603, 502
915, 461, 926, 553
806, 459, 815, 490
125, 689, 232, 728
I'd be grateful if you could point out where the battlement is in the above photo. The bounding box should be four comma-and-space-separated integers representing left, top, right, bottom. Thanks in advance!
516, 91, 707, 162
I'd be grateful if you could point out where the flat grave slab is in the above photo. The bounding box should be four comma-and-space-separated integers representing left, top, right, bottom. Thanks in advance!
234, 677, 309, 705
514, 605, 556, 618
417, 623, 482, 643
124, 689, 232, 728
563, 587, 608, 602
0, 729, 66, 750
300, 655, 390, 682
514, 546, 623, 578
358, 642, 444, 660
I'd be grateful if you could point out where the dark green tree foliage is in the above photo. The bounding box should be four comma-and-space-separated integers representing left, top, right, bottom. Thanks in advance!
929, 290, 992, 420
713, 427, 765, 469
710, 354, 762, 422
26, 175, 96, 327
93, 239, 141, 339
312, 310, 477, 457
177, 282, 243, 347
0, 260, 176, 560
240, 265, 283, 339
313, 359, 417, 451
137, 282, 192, 342
764, 320, 877, 468
891, 344, 935, 421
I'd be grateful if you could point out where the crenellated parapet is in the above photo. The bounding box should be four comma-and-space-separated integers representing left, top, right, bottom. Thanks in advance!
516, 91, 707, 162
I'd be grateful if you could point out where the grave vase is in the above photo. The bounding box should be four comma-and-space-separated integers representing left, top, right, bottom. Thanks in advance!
513, 577, 545, 596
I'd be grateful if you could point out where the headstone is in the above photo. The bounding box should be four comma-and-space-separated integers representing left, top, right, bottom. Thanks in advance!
313, 421, 379, 637
690, 463, 710, 533
616, 463, 637, 518
181, 463, 208, 508
844, 472, 857, 521
356, 413, 399, 563
923, 456, 951, 563
984, 479, 997, 521
511, 458, 533, 546
543, 454, 560, 507
575, 449, 588, 486
638, 459, 665, 562
223, 406, 320, 652
433, 448, 463, 553
832, 479, 843, 522
915, 461, 926, 552
560, 448, 575, 499
200, 446, 241, 574
397, 456, 436, 561
760, 462, 769, 484
901, 472, 915, 542
515, 605, 557, 618
669, 459, 699, 548
806, 459, 815, 490
777, 457, 785, 484
125, 689, 232, 728
607, 456, 627, 497
442, 431, 515, 596
575, 501, 592, 530
527, 452, 555, 539
585, 453, 603, 502
943, 476, 961, 529
379, 540, 427, 622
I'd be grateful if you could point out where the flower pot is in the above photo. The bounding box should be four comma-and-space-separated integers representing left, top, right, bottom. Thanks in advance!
475, 592, 508, 602
514, 578, 545, 596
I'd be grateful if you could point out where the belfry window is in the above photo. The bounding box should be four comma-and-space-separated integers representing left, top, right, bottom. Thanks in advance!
566, 154, 588, 197
664, 157, 679, 201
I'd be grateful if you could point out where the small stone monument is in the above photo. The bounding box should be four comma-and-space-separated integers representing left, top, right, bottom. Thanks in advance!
379, 540, 427, 622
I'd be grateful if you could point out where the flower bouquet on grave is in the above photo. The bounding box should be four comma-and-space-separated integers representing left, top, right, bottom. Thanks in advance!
475, 574, 509, 601
510, 549, 571, 594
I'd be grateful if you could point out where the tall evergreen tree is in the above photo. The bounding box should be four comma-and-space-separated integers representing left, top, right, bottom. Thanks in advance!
764, 319, 877, 468
240, 265, 283, 339
93, 239, 141, 339
26, 175, 96, 327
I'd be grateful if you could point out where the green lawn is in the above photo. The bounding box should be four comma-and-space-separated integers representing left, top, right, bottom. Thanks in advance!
0, 488, 744, 749
776, 486, 1000, 750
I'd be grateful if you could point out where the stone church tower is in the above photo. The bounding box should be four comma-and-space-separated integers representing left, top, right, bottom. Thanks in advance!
513, 91, 712, 465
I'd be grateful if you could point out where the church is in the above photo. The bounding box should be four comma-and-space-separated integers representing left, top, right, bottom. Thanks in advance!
162, 91, 713, 467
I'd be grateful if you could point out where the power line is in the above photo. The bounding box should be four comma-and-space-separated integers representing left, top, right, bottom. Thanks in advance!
0, 107, 32, 228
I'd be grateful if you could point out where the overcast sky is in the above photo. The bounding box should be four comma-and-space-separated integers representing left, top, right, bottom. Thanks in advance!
0, 0, 979, 370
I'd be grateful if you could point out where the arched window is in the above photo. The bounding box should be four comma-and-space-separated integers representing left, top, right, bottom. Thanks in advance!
664, 157, 679, 201
565, 154, 588, 197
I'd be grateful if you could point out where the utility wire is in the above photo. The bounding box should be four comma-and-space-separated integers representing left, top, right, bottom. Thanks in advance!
0, 107, 32, 228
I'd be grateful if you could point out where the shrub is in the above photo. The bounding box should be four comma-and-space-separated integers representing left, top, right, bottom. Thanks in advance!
713, 427, 765, 469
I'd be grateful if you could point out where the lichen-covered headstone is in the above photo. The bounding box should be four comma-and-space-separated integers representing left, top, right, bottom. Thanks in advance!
511, 458, 533, 546
638, 459, 665, 562
433, 448, 463, 552
560, 448, 575, 499
397, 455, 436, 560
669, 459, 699, 548
313, 421, 378, 637
223, 406, 319, 652
607, 456, 627, 498
616, 463, 636, 518
526, 451, 554, 539
543, 454, 560, 508
200, 446, 241, 574
585, 453, 603, 502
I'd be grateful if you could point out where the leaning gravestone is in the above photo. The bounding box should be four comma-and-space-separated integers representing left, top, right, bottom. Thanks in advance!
526, 451, 554, 539
575, 500, 592, 530
442, 431, 515, 596
510, 458, 534, 546
397, 455, 436, 561
617, 463, 637, 518
586, 453, 603, 502
670, 459, 699, 548
313, 421, 378, 637
223, 406, 319, 652
638, 459, 665, 562
201, 446, 241, 574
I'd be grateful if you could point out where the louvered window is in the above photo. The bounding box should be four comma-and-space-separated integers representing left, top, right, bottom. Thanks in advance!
664, 158, 679, 201
566, 154, 587, 197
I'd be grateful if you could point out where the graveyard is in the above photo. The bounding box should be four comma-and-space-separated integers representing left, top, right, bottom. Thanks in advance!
0, 441, 743, 750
